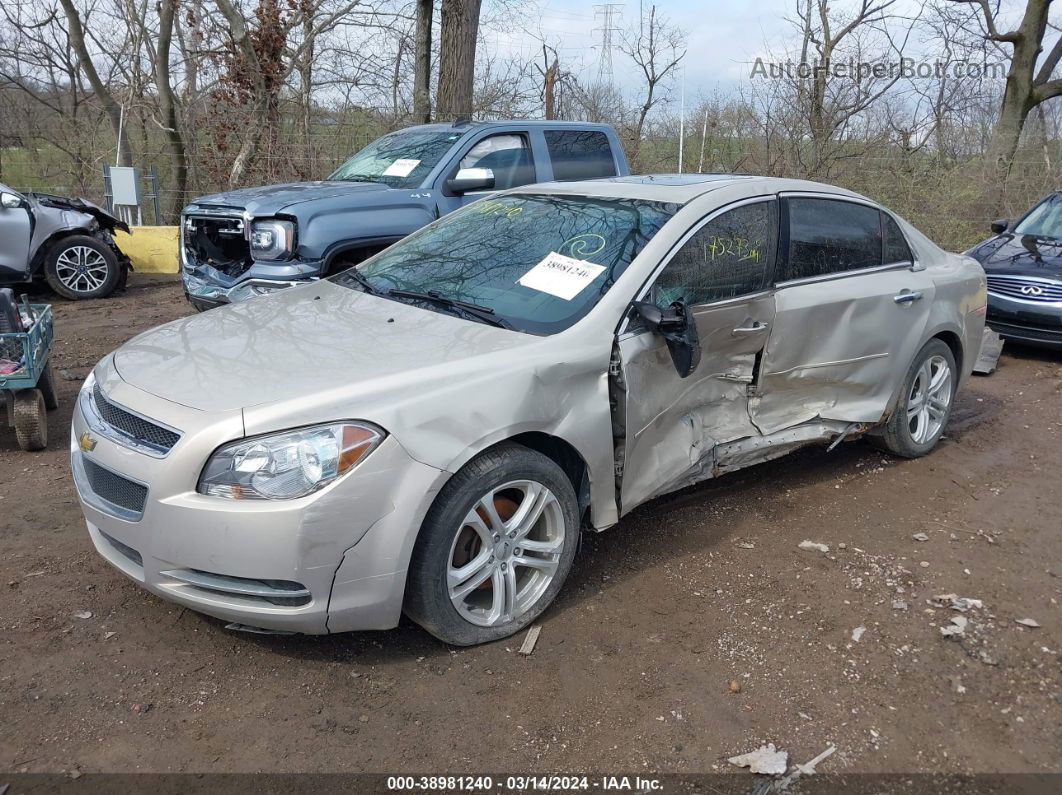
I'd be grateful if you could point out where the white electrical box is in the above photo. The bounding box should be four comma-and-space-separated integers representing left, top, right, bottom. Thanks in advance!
110, 167, 142, 206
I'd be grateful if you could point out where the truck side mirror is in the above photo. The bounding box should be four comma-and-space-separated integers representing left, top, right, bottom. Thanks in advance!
1, 192, 24, 209
446, 167, 495, 195
632, 300, 701, 378
990, 218, 1008, 235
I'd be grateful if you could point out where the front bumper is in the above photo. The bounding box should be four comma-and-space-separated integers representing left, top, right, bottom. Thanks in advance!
71, 376, 447, 634
986, 292, 1062, 349
182, 269, 318, 307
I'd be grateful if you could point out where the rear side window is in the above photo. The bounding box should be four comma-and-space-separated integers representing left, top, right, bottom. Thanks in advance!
882, 212, 913, 264
544, 130, 618, 181
654, 200, 778, 306
781, 198, 882, 281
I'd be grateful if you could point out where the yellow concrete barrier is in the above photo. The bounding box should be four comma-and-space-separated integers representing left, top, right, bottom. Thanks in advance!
114, 226, 179, 273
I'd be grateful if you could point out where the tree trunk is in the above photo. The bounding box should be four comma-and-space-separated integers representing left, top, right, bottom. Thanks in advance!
155, 0, 187, 219
412, 0, 433, 123
58, 0, 133, 166
436, 0, 481, 120
215, 0, 268, 189
298, 13, 315, 178
543, 56, 558, 120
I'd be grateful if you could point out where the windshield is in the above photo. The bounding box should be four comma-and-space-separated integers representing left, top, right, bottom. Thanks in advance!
332, 194, 677, 334
1013, 193, 1062, 240
329, 128, 464, 188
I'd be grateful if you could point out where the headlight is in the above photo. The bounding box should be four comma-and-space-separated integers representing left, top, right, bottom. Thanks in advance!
198, 422, 384, 500
249, 219, 295, 260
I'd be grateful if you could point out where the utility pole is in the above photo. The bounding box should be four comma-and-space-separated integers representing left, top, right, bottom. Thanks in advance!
592, 4, 622, 83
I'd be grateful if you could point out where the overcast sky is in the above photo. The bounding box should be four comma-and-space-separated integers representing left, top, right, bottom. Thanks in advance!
480, 0, 1037, 102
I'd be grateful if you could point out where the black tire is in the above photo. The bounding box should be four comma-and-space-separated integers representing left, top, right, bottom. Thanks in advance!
14, 389, 47, 451
405, 444, 580, 646
870, 339, 957, 458
44, 235, 121, 300
38, 360, 59, 410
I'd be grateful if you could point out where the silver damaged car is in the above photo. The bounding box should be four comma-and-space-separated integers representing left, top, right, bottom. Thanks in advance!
71, 175, 987, 645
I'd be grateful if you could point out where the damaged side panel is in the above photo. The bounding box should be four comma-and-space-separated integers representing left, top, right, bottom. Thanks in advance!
614, 294, 775, 513
749, 269, 935, 435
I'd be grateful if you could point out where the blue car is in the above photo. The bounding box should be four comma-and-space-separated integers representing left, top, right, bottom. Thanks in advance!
180, 121, 630, 309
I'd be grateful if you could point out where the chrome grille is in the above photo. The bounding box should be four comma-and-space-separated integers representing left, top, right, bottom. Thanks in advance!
82, 457, 148, 517
986, 275, 1062, 304
93, 384, 180, 452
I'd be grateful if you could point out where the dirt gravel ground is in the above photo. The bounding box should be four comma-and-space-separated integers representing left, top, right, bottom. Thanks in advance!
1, 275, 1060, 778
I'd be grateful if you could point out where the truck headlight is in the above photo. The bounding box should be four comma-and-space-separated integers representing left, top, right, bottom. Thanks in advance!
249, 219, 295, 260
198, 422, 384, 500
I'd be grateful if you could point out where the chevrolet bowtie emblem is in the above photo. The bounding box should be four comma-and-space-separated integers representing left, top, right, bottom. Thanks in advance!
78, 432, 97, 452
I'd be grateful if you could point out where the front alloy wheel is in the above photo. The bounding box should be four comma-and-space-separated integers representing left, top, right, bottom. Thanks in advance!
447, 480, 565, 627
406, 444, 580, 646
44, 235, 121, 300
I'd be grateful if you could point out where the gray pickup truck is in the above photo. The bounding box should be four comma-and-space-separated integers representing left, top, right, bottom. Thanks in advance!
181, 120, 629, 309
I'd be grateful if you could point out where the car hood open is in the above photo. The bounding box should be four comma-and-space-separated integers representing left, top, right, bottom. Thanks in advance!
111, 281, 528, 413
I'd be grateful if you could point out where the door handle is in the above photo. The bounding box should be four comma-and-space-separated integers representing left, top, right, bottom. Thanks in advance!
732, 321, 769, 336
893, 290, 923, 305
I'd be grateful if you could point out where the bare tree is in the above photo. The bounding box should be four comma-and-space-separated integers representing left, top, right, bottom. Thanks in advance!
155, 0, 187, 212
412, 0, 432, 122
947, 0, 1062, 189
58, 0, 133, 165
619, 4, 686, 152
437, 0, 481, 119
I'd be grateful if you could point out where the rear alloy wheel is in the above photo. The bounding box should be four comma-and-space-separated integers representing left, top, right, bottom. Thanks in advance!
406, 445, 580, 646
871, 339, 957, 458
44, 235, 121, 300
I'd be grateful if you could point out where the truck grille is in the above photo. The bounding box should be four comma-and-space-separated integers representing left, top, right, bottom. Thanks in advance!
986, 275, 1062, 304
82, 457, 148, 518
182, 213, 253, 278
93, 384, 180, 452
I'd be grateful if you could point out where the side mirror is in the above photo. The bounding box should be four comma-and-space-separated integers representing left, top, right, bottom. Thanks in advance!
990, 218, 1008, 235
446, 167, 495, 194
1, 192, 24, 209
631, 300, 701, 378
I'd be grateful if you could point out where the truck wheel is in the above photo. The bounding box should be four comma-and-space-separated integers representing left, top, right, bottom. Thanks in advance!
870, 339, 956, 458
44, 235, 121, 300
38, 360, 59, 410
405, 444, 580, 646
14, 389, 47, 451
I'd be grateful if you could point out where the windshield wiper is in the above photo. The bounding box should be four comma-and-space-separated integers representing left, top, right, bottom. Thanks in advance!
387, 289, 516, 330
336, 174, 384, 184
341, 268, 385, 295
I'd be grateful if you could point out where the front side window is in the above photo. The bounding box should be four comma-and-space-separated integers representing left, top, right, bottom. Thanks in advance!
545, 130, 618, 181
781, 198, 882, 281
329, 128, 464, 188
456, 134, 535, 191
333, 194, 677, 334
654, 201, 777, 306
1013, 193, 1062, 240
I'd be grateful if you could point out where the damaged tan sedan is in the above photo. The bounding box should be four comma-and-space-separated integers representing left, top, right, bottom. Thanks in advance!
71, 175, 986, 645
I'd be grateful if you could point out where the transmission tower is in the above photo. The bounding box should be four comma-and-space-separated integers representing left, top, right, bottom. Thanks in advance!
593, 4, 623, 83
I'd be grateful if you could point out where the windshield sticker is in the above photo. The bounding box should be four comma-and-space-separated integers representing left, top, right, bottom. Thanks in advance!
382, 158, 421, 177
517, 252, 606, 300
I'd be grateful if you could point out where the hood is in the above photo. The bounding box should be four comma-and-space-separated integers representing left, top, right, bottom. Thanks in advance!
111, 281, 529, 413
26, 192, 130, 234
967, 233, 1062, 277
188, 180, 391, 216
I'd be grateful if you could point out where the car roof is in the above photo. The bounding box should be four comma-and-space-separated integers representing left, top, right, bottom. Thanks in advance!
401, 120, 617, 133
512, 174, 869, 205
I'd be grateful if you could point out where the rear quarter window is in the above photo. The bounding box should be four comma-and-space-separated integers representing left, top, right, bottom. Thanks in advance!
545, 130, 618, 181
